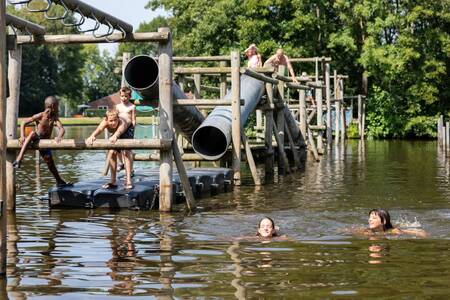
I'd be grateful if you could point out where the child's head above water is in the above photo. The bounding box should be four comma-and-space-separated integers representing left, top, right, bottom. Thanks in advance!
257, 217, 277, 238
369, 209, 394, 232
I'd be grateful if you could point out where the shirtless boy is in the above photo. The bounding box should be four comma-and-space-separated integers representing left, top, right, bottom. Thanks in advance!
86, 109, 133, 190
264, 48, 298, 83
13, 96, 70, 187
115, 87, 136, 174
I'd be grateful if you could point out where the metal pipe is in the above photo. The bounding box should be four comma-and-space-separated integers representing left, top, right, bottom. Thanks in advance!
5, 13, 46, 35
192, 75, 264, 160
54, 0, 133, 33
124, 55, 205, 142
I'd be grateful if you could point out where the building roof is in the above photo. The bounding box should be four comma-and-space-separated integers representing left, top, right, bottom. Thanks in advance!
88, 92, 121, 109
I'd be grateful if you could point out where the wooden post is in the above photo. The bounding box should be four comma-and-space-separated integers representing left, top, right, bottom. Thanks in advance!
256, 109, 263, 142
172, 140, 195, 211
231, 51, 241, 185
264, 83, 274, 181
158, 27, 174, 211
443, 124, 447, 147
276, 66, 286, 174
299, 89, 307, 141
272, 122, 290, 172
219, 60, 227, 99
445, 122, 450, 148
1, 0, 8, 275
325, 63, 332, 146
358, 94, 362, 138
438, 115, 443, 146
315, 84, 323, 153
333, 70, 339, 142
6, 45, 22, 211
339, 78, 346, 141
193, 73, 201, 99
361, 97, 366, 140
284, 122, 300, 169
242, 133, 261, 185
121, 52, 131, 87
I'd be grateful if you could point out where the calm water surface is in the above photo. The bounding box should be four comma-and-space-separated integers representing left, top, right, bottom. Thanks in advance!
4, 126, 450, 299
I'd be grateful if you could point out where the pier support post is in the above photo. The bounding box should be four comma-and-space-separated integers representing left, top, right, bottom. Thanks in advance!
276, 66, 286, 174
299, 89, 307, 142
121, 52, 131, 87
158, 27, 174, 211
316, 84, 323, 154
438, 115, 444, 146
325, 63, 332, 147
446, 122, 450, 150
219, 60, 227, 99
361, 96, 366, 140
339, 78, 346, 141
358, 94, 362, 138
1, 0, 8, 275
172, 140, 195, 211
6, 44, 22, 212
264, 83, 275, 182
231, 51, 241, 185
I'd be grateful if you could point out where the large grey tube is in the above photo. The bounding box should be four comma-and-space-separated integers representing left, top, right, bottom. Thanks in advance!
192, 75, 265, 160
124, 55, 205, 141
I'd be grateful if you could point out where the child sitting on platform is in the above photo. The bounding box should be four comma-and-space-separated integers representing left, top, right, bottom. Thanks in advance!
13, 96, 70, 187
85, 109, 133, 190
115, 87, 136, 176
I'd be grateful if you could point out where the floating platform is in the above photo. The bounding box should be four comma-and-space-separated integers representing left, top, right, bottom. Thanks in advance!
48, 168, 233, 210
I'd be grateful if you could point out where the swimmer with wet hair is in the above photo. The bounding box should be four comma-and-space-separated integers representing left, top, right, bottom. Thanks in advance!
367, 209, 428, 238
257, 217, 279, 238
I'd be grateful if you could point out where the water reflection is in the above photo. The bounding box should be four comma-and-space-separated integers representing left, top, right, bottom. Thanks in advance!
5, 129, 450, 298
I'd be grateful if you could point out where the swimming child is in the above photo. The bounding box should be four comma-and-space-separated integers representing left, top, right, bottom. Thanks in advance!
115, 87, 136, 175
13, 96, 70, 187
366, 209, 427, 238
257, 217, 279, 238
85, 109, 133, 190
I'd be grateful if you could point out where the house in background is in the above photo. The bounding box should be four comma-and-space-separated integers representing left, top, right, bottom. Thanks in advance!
87, 92, 121, 110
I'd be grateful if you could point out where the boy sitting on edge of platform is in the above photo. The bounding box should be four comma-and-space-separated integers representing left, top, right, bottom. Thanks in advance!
13, 96, 70, 187
85, 109, 133, 190
115, 86, 136, 176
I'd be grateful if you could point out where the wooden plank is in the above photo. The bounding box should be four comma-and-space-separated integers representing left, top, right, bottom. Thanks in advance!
134, 153, 206, 161
242, 68, 278, 84
299, 89, 307, 139
289, 57, 332, 63
231, 51, 241, 185
7, 138, 172, 150
276, 66, 286, 174
172, 140, 196, 211
16, 32, 168, 45
316, 84, 324, 153
158, 27, 174, 212
284, 122, 300, 169
0, 0, 8, 275
220, 61, 227, 98
264, 83, 275, 181
307, 127, 320, 162
174, 56, 230, 62
175, 67, 231, 75
6, 45, 22, 212
242, 134, 261, 186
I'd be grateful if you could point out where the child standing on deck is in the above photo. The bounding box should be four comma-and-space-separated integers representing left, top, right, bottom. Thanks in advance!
13, 96, 70, 187
116, 87, 136, 176
86, 109, 133, 190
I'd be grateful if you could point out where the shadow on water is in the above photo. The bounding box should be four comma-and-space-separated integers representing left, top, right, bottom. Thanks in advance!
5, 127, 450, 298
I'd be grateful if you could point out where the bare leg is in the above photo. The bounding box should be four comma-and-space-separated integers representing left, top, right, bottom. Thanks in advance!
123, 150, 133, 188
14, 132, 38, 167
109, 150, 118, 185
41, 153, 67, 186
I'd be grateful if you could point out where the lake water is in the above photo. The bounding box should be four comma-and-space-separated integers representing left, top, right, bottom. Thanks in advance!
4, 126, 450, 299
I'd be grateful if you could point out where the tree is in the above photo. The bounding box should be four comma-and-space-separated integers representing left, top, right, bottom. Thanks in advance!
7, 1, 85, 116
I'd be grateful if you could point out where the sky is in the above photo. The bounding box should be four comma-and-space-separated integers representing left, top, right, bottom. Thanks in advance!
80, 0, 166, 55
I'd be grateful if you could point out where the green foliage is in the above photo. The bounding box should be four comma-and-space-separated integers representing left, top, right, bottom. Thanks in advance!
403, 116, 437, 139
7, 2, 85, 116
346, 122, 360, 139
85, 109, 156, 118
81, 45, 121, 103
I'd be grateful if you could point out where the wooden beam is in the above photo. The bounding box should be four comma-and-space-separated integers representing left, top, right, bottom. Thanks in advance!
134, 153, 207, 161
241, 68, 278, 84
6, 45, 22, 212
231, 51, 241, 185
175, 67, 231, 75
242, 133, 261, 186
290, 57, 332, 63
157, 27, 174, 212
7, 138, 172, 150
173, 56, 230, 62
0, 0, 8, 275
173, 99, 244, 106
15, 32, 168, 45
172, 140, 196, 211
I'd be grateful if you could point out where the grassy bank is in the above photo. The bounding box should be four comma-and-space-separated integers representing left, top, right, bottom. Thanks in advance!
17, 116, 159, 126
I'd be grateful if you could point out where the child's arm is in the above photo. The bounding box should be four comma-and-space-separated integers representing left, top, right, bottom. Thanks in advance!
257, 54, 262, 67
132, 106, 136, 127
86, 120, 106, 145
109, 121, 127, 144
19, 113, 43, 145
54, 118, 65, 143
285, 56, 298, 83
